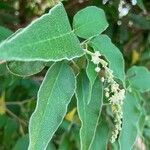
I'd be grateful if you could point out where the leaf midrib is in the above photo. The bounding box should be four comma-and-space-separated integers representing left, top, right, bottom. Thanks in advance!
32, 63, 64, 148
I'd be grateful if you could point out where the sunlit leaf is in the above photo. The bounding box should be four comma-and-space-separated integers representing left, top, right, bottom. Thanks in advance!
0, 3, 83, 61
73, 6, 108, 39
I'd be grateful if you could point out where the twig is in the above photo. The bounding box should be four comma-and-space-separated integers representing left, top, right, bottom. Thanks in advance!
6, 108, 27, 126
71, 60, 80, 71
6, 98, 34, 106
103, 103, 111, 106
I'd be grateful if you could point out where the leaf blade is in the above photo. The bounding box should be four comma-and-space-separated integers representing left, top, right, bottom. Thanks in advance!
90, 119, 109, 150
0, 3, 83, 61
7, 61, 46, 77
76, 72, 103, 150
73, 6, 108, 39
127, 66, 150, 92
0, 26, 13, 43
29, 62, 76, 150
118, 92, 141, 150
90, 34, 125, 84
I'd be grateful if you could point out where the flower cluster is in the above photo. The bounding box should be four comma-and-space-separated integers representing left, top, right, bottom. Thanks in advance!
118, 0, 130, 18
87, 50, 125, 143
102, 0, 137, 18
118, 0, 137, 18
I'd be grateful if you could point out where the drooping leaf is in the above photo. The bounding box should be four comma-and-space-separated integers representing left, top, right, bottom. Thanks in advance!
86, 56, 98, 103
90, 34, 125, 84
0, 3, 83, 61
29, 62, 76, 150
7, 61, 46, 77
73, 6, 108, 39
119, 92, 141, 150
127, 66, 150, 92
90, 119, 109, 150
76, 72, 103, 150
0, 26, 13, 42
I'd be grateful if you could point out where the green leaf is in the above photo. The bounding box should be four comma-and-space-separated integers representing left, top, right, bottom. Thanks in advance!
0, 115, 7, 128
0, 26, 13, 42
7, 61, 46, 77
141, 48, 150, 61
0, 63, 8, 76
58, 134, 71, 150
90, 34, 125, 84
47, 142, 56, 150
86, 56, 98, 103
4, 118, 18, 142
90, 119, 109, 150
127, 66, 150, 92
138, 108, 145, 136
129, 14, 150, 30
76, 72, 103, 150
0, 3, 83, 61
137, 0, 146, 12
13, 135, 56, 150
86, 56, 98, 88
73, 6, 108, 39
29, 62, 76, 150
119, 92, 141, 150
13, 135, 29, 150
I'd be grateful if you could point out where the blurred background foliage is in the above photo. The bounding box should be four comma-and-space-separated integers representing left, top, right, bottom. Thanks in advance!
0, 0, 150, 149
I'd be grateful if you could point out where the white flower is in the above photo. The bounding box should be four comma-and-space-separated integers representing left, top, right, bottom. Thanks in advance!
102, 0, 109, 4
91, 51, 101, 65
111, 83, 119, 93
83, 48, 126, 143
91, 56, 100, 64
118, 0, 130, 18
131, 0, 137, 5
117, 20, 122, 26
104, 87, 109, 92
100, 59, 108, 68
95, 66, 101, 73
119, 7, 130, 17
95, 51, 101, 57
105, 92, 110, 98
101, 77, 105, 82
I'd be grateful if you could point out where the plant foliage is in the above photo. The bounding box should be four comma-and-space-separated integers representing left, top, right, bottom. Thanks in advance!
0, 0, 150, 150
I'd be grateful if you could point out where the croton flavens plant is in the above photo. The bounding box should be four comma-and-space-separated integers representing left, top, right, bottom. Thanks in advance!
0, 2, 150, 150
